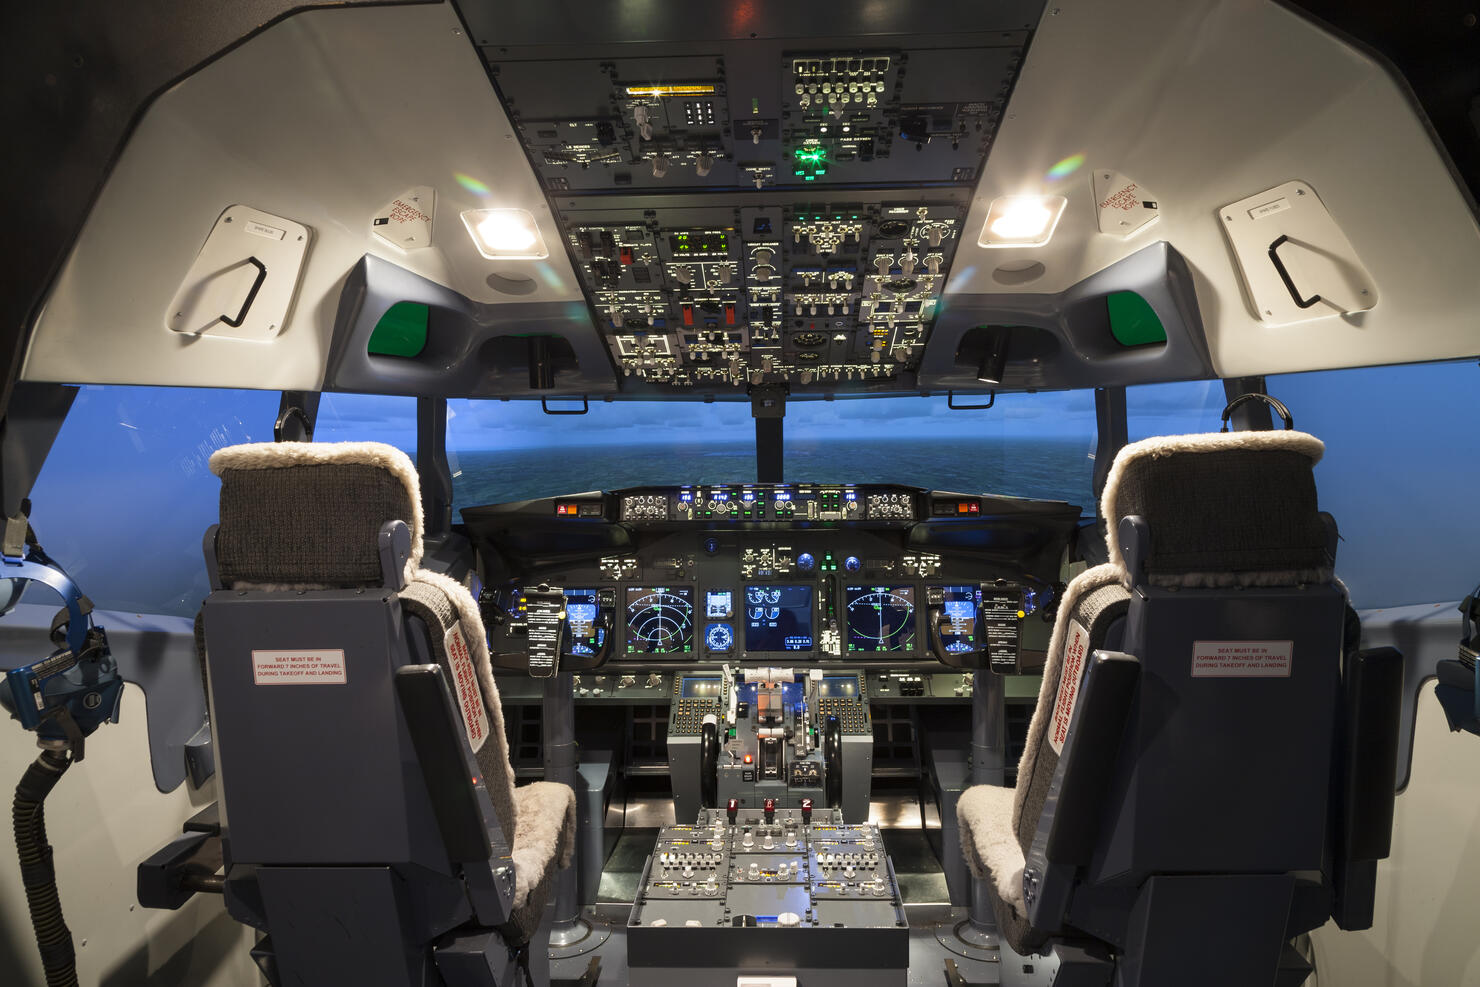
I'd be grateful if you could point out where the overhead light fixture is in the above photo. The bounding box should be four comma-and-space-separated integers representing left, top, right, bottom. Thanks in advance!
979, 194, 1067, 247
976, 327, 1011, 385
460, 208, 548, 260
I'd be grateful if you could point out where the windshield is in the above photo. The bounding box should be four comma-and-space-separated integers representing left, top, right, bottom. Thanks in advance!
447, 391, 1103, 517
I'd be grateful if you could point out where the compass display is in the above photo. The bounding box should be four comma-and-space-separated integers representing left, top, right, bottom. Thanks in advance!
624, 586, 694, 655
705, 622, 734, 652
845, 585, 916, 653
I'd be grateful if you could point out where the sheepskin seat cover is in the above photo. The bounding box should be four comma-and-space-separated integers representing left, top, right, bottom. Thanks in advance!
956, 429, 1332, 956
207, 441, 577, 939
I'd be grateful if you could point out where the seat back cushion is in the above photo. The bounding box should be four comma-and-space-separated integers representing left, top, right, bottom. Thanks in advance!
209, 441, 425, 589
1013, 563, 1130, 851
1100, 430, 1330, 588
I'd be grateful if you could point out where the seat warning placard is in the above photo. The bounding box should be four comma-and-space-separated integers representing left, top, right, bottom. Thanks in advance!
445, 623, 490, 752
251, 649, 347, 685
1191, 640, 1293, 678
1049, 619, 1089, 755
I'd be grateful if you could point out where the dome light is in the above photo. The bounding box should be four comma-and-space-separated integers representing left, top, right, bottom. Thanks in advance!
979, 194, 1067, 247
460, 208, 548, 260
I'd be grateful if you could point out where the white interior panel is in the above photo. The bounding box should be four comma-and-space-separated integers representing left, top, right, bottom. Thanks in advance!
951, 0, 1480, 377
0, 683, 260, 985
23, 2, 581, 390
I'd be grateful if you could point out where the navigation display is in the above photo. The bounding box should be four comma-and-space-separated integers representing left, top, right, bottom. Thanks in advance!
624, 586, 694, 655
743, 584, 814, 652
937, 584, 981, 655
845, 585, 916, 652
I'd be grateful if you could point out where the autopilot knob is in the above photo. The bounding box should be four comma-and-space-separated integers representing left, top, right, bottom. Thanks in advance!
763, 798, 776, 824
727, 798, 739, 825
800, 797, 813, 825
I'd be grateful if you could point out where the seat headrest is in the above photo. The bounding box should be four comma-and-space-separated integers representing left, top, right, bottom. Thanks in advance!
1100, 430, 1332, 588
209, 441, 423, 588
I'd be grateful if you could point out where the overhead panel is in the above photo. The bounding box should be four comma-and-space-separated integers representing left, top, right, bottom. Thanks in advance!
477, 7, 1039, 393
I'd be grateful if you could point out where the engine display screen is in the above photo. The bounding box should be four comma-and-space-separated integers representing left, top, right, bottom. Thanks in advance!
680, 676, 724, 699
845, 585, 916, 652
818, 675, 860, 699
625, 586, 694, 655
937, 584, 981, 655
743, 584, 814, 652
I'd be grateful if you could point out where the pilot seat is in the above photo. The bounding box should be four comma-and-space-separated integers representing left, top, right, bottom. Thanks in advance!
956, 428, 1402, 986
197, 440, 576, 986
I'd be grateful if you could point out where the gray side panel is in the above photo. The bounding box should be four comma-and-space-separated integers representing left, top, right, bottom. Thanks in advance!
325, 255, 619, 399
918, 241, 1214, 392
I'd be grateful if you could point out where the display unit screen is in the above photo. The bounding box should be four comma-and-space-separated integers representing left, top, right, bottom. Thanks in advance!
845, 585, 916, 652
680, 676, 724, 699
818, 675, 860, 699
624, 586, 694, 655
743, 584, 814, 652
706, 589, 734, 619
937, 584, 981, 655
563, 588, 601, 656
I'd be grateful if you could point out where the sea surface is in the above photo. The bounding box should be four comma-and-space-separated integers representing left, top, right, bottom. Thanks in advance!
450, 436, 1096, 515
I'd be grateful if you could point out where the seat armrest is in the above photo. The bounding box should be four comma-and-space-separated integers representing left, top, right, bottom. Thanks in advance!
1045, 650, 1142, 866
1024, 650, 1140, 932
1333, 645, 1402, 930
1340, 646, 1402, 860
394, 664, 493, 863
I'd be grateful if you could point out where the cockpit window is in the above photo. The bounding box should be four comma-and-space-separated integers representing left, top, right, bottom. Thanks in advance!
314, 392, 416, 457
783, 392, 1099, 513
446, 398, 754, 516
1125, 380, 1225, 440
22, 385, 278, 618
1268, 360, 1480, 609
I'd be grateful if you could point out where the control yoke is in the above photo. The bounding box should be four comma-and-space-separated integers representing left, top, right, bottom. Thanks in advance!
824, 713, 843, 809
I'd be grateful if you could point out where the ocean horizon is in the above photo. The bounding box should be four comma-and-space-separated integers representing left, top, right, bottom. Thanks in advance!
450, 435, 1097, 517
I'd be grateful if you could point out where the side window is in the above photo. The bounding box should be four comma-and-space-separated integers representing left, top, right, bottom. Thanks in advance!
22, 386, 279, 618
1125, 380, 1225, 441
313, 393, 417, 457
1267, 361, 1480, 609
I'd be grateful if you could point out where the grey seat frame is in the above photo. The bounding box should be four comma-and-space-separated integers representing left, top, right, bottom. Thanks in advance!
202, 518, 531, 986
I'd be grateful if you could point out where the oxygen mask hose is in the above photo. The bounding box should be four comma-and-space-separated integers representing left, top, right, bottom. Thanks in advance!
13, 746, 79, 987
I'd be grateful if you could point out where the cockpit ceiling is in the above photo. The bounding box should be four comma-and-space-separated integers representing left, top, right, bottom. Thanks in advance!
19, 0, 1480, 398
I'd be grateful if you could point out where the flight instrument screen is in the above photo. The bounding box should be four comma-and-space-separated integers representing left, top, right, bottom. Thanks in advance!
624, 586, 694, 655
938, 584, 981, 655
743, 584, 814, 652
845, 585, 916, 652
563, 587, 601, 656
